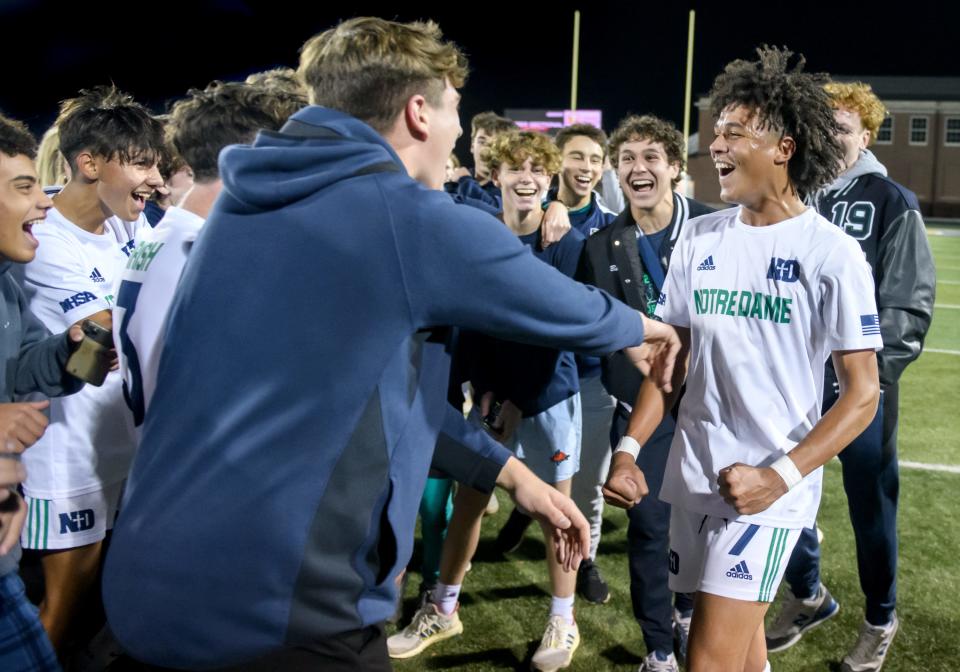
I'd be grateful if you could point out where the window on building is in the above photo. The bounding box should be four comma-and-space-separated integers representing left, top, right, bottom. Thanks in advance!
945, 117, 960, 146
876, 117, 893, 144
910, 116, 929, 145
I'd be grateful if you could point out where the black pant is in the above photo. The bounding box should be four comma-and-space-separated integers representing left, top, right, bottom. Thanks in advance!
612, 406, 687, 656
105, 624, 393, 672
221, 624, 391, 672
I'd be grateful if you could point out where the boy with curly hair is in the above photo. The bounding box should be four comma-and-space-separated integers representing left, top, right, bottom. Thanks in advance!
604, 47, 884, 672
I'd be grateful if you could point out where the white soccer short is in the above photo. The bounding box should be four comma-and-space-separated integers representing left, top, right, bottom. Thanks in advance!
20, 480, 124, 550
668, 506, 802, 603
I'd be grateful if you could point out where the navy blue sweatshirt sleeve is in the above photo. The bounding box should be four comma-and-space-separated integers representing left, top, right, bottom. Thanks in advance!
432, 403, 511, 493
396, 189, 645, 355
445, 175, 501, 210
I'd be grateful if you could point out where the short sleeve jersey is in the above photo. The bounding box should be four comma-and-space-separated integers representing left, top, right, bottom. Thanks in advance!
655, 207, 882, 528
115, 207, 204, 428
21, 207, 146, 498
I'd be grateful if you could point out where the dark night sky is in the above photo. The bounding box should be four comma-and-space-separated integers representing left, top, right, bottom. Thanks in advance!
3, 0, 959, 161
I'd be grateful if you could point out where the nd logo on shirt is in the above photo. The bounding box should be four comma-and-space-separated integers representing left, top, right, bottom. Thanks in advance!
691, 256, 801, 325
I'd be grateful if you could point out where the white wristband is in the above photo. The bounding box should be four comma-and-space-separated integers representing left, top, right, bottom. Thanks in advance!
770, 455, 803, 491
614, 435, 641, 460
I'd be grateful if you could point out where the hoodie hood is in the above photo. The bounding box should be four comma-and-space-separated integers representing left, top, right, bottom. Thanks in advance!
218, 106, 407, 210
822, 148, 888, 194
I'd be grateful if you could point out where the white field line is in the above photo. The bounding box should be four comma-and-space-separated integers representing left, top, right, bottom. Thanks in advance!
924, 348, 960, 355
900, 461, 960, 474
935, 304, 960, 309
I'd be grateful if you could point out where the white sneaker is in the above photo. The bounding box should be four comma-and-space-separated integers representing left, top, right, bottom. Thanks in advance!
765, 583, 839, 652
638, 650, 679, 671
386, 602, 463, 659
840, 613, 899, 671
531, 615, 580, 671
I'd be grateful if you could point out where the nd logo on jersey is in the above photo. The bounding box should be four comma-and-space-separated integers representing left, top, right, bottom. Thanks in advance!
830, 200, 875, 240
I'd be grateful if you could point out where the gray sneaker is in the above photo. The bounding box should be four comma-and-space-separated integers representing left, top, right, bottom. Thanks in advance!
840, 613, 899, 671
638, 650, 679, 672
387, 602, 463, 659
765, 583, 839, 652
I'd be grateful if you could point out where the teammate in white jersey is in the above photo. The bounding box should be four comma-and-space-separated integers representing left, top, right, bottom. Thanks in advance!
19, 86, 164, 652
603, 48, 883, 672
116, 80, 305, 428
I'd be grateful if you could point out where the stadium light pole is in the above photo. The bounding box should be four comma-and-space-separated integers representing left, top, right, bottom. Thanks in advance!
682, 9, 696, 168
571, 10, 581, 112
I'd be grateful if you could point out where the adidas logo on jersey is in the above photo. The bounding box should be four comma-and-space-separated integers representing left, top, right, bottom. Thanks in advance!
89, 267, 105, 283
726, 560, 753, 580
696, 255, 716, 271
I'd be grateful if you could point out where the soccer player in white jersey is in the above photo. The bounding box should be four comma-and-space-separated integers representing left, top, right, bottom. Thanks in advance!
19, 86, 165, 652
116, 80, 306, 427
603, 47, 883, 672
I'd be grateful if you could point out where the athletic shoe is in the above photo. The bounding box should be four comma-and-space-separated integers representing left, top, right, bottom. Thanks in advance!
485, 492, 500, 516
495, 507, 533, 554
840, 613, 899, 671
575, 559, 610, 604
386, 602, 463, 659
638, 650, 679, 672
531, 615, 580, 671
765, 583, 840, 652
672, 608, 691, 665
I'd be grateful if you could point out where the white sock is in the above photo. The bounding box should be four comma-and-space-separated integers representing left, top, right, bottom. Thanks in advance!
763, 661, 772, 672
550, 594, 575, 625
432, 582, 461, 615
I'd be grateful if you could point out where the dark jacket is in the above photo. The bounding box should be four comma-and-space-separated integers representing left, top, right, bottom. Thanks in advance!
0, 262, 82, 577
813, 150, 936, 388
576, 192, 714, 403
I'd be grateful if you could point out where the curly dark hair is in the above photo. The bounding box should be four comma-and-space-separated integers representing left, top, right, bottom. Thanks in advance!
609, 115, 685, 186
0, 113, 37, 159
56, 85, 165, 171
708, 46, 844, 196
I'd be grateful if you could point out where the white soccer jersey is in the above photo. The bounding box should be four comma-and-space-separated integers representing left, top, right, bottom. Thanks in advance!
115, 206, 203, 427
655, 207, 882, 528
21, 207, 147, 498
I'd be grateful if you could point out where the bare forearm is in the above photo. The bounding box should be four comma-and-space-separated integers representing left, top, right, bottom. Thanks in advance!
624, 352, 687, 445
786, 372, 879, 476
774, 350, 880, 484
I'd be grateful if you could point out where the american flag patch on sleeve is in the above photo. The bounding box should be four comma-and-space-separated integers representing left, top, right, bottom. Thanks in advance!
860, 314, 881, 336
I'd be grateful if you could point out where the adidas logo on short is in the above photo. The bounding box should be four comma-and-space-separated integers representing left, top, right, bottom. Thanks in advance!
726, 560, 753, 580
89, 267, 105, 283
696, 255, 716, 271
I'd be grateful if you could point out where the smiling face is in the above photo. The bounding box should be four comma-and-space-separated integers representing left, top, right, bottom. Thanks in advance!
709, 104, 789, 209
93, 150, 164, 222
559, 134, 604, 208
0, 152, 53, 263
617, 137, 679, 217
494, 156, 552, 216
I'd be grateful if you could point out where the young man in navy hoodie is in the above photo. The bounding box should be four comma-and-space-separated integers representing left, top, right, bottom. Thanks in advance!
0, 114, 85, 671
102, 17, 681, 670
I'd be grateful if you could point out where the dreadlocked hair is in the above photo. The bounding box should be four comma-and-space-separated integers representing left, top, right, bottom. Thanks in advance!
709, 46, 844, 197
